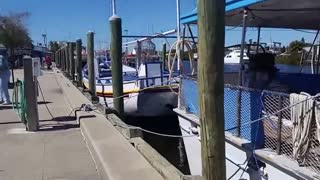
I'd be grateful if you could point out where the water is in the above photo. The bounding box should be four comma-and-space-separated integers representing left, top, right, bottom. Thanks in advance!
125, 115, 190, 175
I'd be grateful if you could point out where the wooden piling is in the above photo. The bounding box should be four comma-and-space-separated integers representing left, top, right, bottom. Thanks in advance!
66, 43, 71, 77
110, 15, 124, 116
23, 56, 39, 131
87, 31, 99, 103
69, 42, 76, 81
61, 48, 65, 72
76, 39, 83, 87
198, 0, 226, 179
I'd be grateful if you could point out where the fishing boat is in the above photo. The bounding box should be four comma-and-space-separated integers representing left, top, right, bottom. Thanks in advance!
82, 53, 179, 117
224, 49, 249, 64
175, 0, 320, 179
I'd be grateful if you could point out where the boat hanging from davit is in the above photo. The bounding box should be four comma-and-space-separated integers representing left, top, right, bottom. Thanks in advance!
83, 32, 180, 117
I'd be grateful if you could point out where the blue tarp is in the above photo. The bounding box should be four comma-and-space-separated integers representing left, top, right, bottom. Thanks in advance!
181, 79, 264, 148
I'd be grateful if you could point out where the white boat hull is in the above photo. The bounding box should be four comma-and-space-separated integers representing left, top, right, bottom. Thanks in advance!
83, 77, 178, 116
176, 112, 296, 180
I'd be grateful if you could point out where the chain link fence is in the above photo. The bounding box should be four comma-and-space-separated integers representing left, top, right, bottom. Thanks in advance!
180, 78, 320, 174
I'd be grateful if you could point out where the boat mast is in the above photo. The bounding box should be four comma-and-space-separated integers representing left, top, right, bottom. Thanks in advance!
176, 0, 181, 73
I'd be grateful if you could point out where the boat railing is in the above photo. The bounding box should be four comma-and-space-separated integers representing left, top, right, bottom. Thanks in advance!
95, 74, 176, 87
180, 77, 320, 174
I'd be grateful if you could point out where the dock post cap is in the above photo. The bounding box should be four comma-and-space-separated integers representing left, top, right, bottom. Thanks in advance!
87, 31, 94, 34
109, 15, 121, 21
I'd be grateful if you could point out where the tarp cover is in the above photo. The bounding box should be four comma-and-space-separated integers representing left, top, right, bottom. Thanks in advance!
181, 0, 320, 30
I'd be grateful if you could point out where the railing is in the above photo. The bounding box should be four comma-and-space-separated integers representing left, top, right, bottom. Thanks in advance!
180, 78, 320, 173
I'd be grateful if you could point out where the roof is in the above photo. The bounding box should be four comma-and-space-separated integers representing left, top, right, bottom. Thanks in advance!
181, 0, 320, 30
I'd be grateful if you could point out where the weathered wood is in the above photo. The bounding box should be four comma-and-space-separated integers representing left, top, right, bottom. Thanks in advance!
66, 43, 70, 76
23, 56, 39, 131
69, 42, 76, 81
109, 15, 124, 116
198, 0, 226, 179
87, 31, 98, 103
76, 39, 83, 87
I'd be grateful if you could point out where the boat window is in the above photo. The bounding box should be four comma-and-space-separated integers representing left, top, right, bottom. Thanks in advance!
226, 55, 231, 58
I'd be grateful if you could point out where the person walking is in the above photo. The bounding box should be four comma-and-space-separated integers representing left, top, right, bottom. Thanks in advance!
0, 53, 11, 105
45, 55, 52, 70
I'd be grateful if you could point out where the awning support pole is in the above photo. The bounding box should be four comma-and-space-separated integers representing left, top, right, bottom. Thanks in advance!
236, 9, 248, 137
256, 27, 261, 54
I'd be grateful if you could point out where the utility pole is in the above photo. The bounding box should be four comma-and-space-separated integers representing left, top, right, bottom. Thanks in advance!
198, 0, 226, 179
110, 0, 124, 116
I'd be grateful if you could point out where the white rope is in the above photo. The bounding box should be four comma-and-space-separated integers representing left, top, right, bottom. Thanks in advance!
291, 93, 314, 161
314, 100, 320, 142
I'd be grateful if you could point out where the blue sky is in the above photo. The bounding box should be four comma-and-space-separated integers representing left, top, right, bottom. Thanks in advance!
0, 0, 318, 49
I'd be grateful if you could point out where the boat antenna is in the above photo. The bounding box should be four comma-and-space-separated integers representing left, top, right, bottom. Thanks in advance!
111, 0, 116, 15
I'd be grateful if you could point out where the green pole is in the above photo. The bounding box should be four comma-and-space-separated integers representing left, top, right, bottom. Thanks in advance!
69, 42, 76, 81
162, 43, 167, 71
110, 15, 124, 116
76, 39, 83, 87
198, 0, 226, 179
87, 31, 99, 103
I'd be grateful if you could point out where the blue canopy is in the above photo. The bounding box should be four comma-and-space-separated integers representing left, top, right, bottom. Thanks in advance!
181, 0, 320, 30
181, 0, 264, 24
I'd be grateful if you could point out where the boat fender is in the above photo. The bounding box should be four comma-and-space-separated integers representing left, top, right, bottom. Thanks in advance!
190, 127, 199, 134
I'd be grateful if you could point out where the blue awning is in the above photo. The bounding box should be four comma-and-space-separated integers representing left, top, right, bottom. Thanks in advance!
181, 0, 265, 24
181, 0, 320, 30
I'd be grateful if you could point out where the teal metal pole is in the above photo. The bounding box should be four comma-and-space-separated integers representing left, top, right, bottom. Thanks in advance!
110, 15, 124, 116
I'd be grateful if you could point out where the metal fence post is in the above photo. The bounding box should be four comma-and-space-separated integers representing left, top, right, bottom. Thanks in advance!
276, 95, 283, 155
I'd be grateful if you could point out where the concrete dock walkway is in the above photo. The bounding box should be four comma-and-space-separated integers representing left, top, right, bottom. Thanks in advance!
0, 69, 164, 180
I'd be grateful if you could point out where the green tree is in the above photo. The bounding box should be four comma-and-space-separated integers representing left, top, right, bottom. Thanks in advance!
289, 40, 305, 52
301, 37, 305, 44
49, 41, 60, 53
0, 12, 32, 82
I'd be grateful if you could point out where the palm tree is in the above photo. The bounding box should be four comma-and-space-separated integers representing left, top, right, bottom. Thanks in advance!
0, 13, 32, 83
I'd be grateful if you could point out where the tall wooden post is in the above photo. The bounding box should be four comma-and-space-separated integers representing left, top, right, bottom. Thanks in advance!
61, 48, 65, 72
69, 42, 76, 81
110, 15, 124, 116
76, 39, 83, 87
87, 31, 99, 103
66, 43, 71, 77
162, 43, 167, 71
24, 56, 39, 131
198, 0, 226, 179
